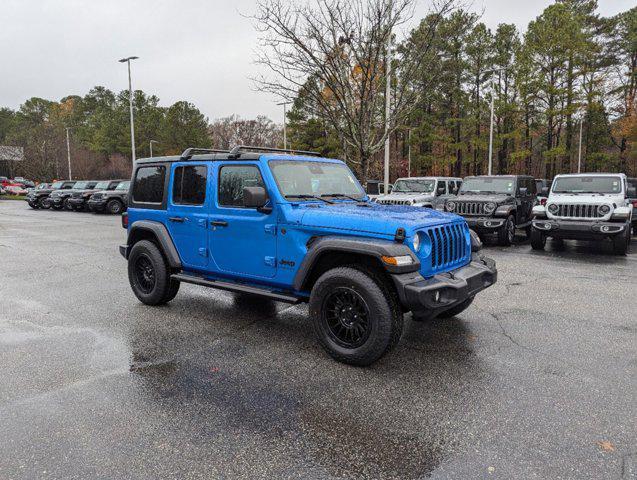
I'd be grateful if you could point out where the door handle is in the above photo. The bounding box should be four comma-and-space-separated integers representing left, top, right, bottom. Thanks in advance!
211, 220, 228, 227
169, 217, 185, 223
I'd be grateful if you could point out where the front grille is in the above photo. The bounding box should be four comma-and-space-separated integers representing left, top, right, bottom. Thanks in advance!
92, 193, 103, 200
377, 199, 411, 205
455, 201, 486, 216
552, 204, 602, 219
425, 222, 470, 272
72, 192, 82, 198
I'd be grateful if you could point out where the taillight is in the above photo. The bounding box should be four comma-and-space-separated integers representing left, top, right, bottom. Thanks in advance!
121, 212, 128, 229
632, 200, 637, 208
540, 198, 547, 206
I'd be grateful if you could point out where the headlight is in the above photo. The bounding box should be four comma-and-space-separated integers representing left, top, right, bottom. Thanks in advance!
483, 202, 497, 214
446, 201, 456, 212
598, 204, 611, 216
412, 233, 421, 252
548, 203, 559, 214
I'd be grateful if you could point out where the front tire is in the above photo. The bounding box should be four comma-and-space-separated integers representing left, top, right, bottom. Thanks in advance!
63, 198, 72, 210
128, 240, 174, 305
612, 226, 631, 255
530, 228, 546, 250
106, 199, 123, 215
28, 202, 39, 209
38, 197, 50, 209
309, 266, 403, 366
497, 215, 516, 246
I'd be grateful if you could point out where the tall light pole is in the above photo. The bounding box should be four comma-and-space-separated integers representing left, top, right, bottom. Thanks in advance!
277, 101, 290, 150
65, 127, 73, 180
150, 140, 159, 158
407, 128, 412, 178
578, 115, 584, 173
119, 56, 139, 163
384, 33, 392, 194
487, 67, 507, 176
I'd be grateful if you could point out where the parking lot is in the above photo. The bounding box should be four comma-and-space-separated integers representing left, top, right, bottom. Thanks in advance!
0, 199, 635, 479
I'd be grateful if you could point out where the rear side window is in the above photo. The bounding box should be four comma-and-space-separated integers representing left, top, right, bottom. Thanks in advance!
218, 165, 265, 207
133, 166, 165, 204
173, 165, 207, 205
436, 180, 446, 194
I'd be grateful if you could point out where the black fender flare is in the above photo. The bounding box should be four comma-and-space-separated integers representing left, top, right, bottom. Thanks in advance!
127, 220, 182, 269
494, 205, 516, 218
293, 236, 420, 291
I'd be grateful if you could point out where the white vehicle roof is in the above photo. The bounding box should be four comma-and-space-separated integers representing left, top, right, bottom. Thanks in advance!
554, 173, 626, 178
394, 176, 463, 181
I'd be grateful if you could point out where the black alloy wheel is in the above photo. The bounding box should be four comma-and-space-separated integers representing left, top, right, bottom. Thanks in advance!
134, 254, 156, 294
322, 287, 371, 349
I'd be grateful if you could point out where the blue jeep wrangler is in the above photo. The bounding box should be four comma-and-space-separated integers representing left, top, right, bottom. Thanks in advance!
120, 146, 497, 365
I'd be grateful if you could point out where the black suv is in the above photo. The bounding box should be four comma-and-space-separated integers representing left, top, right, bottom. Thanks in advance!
88, 180, 130, 214
67, 180, 122, 211
441, 175, 536, 246
26, 180, 76, 209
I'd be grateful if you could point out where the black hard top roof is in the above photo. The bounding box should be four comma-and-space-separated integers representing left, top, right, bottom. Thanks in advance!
134, 145, 320, 165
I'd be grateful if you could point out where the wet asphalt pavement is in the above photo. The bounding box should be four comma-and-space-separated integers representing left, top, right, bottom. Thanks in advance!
0, 200, 635, 480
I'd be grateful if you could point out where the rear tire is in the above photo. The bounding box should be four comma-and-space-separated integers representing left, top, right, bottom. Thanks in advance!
497, 215, 515, 246
107, 199, 123, 215
612, 226, 630, 255
128, 240, 173, 305
309, 266, 403, 366
437, 297, 475, 319
530, 228, 546, 250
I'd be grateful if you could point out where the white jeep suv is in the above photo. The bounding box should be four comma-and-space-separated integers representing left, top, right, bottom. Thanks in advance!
531, 173, 635, 255
374, 177, 462, 209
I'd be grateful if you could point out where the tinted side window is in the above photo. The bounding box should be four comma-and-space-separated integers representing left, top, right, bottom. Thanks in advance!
173, 165, 207, 205
436, 180, 446, 194
218, 165, 264, 207
133, 166, 166, 204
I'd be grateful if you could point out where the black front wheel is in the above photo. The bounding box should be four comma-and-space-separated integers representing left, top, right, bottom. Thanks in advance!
128, 240, 175, 305
107, 199, 123, 215
28, 202, 39, 209
530, 228, 546, 250
497, 215, 516, 246
38, 197, 50, 209
612, 226, 631, 255
309, 266, 403, 366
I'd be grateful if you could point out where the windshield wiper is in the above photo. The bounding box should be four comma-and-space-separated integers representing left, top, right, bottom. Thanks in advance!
285, 194, 334, 204
320, 193, 363, 202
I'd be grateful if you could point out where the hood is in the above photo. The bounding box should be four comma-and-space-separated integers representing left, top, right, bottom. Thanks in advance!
547, 193, 624, 204
290, 202, 463, 236
376, 192, 435, 204
455, 193, 513, 204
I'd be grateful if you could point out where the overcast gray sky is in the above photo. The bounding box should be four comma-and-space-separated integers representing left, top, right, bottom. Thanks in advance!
1, 0, 633, 123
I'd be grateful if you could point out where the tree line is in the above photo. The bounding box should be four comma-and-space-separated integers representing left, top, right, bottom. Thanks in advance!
0, 88, 282, 181
256, 0, 636, 182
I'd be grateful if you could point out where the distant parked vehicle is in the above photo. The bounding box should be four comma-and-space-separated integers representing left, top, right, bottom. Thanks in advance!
48, 181, 98, 210
535, 179, 550, 205
88, 180, 130, 214
365, 180, 392, 200
375, 176, 462, 209
4, 184, 28, 195
67, 180, 123, 211
26, 180, 76, 209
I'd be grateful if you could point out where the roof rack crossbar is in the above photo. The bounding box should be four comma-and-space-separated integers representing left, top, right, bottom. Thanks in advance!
180, 147, 230, 160
227, 145, 320, 159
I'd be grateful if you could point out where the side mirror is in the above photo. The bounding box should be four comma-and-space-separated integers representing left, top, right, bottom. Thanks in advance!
243, 186, 268, 209
519, 187, 528, 196
627, 187, 636, 198
541, 187, 550, 196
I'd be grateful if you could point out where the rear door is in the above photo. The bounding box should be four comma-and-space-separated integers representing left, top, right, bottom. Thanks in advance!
166, 163, 210, 270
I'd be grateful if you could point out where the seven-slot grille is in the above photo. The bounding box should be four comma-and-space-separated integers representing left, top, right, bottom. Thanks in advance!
377, 199, 411, 205
552, 204, 603, 219
425, 223, 470, 272
71, 192, 82, 198
91, 193, 104, 200
455, 201, 486, 216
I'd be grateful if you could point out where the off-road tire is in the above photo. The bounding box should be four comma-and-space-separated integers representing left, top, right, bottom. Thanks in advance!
63, 198, 72, 210
437, 296, 475, 319
107, 199, 124, 215
497, 215, 516, 246
38, 197, 50, 209
530, 228, 546, 250
612, 226, 630, 255
28, 202, 39, 209
632, 224, 637, 237
128, 240, 173, 305
163, 279, 181, 303
525, 225, 532, 239
309, 266, 403, 366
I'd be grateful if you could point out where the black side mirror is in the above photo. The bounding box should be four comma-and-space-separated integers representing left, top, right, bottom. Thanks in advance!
541, 187, 550, 196
243, 186, 268, 209
519, 187, 528, 196
627, 187, 636, 198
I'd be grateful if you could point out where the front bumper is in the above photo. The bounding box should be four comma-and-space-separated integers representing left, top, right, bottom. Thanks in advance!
68, 198, 87, 208
532, 219, 628, 240
87, 199, 107, 211
392, 254, 497, 318
464, 217, 505, 230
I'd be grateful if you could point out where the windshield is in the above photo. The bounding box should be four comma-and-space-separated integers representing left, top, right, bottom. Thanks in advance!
73, 181, 90, 189
270, 160, 364, 200
94, 181, 110, 189
552, 176, 622, 194
392, 179, 435, 193
115, 181, 130, 191
460, 177, 515, 194
50, 181, 64, 189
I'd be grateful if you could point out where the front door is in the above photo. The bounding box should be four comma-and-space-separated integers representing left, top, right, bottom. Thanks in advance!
209, 163, 277, 279
166, 163, 210, 270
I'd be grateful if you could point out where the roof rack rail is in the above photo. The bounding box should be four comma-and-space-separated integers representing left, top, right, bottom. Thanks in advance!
227, 145, 320, 159
180, 147, 230, 160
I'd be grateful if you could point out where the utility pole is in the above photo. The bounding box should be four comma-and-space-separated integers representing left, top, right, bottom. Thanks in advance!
384, 33, 391, 194
407, 128, 411, 178
119, 56, 139, 163
578, 116, 583, 173
65, 127, 73, 180
150, 140, 159, 158
277, 102, 290, 150
487, 67, 508, 176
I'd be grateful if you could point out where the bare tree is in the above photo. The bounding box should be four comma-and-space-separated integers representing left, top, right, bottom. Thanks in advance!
210, 115, 282, 149
251, 0, 455, 180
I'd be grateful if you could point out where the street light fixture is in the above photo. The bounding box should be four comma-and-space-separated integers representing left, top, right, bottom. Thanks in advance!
277, 101, 291, 150
119, 56, 139, 163
149, 140, 159, 158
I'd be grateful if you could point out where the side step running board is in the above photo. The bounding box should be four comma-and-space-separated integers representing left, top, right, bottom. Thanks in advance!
171, 273, 301, 304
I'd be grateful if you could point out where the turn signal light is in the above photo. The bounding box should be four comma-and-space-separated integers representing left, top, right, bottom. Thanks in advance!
381, 255, 414, 266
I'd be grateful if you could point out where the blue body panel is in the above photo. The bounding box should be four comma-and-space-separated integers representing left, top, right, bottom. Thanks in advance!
127, 154, 472, 293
